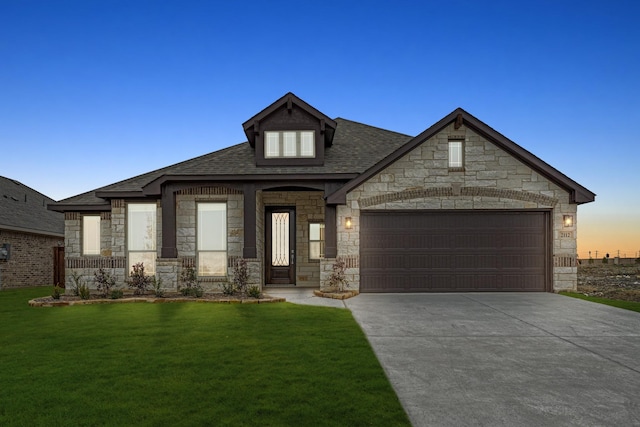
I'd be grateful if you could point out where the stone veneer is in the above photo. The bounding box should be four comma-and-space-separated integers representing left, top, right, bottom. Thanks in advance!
335, 123, 578, 292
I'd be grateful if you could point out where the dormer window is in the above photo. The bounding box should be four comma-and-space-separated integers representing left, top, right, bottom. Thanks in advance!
265, 131, 315, 158
243, 93, 336, 167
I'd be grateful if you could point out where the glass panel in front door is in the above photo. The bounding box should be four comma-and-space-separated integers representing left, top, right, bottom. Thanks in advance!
271, 212, 290, 266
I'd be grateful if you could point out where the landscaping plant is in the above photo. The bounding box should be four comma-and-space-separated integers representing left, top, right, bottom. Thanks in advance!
233, 258, 249, 295
126, 263, 153, 295
179, 265, 202, 297
328, 257, 350, 292
94, 268, 116, 298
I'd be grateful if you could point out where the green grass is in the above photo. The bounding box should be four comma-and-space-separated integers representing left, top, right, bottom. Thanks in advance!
560, 291, 640, 313
0, 287, 410, 426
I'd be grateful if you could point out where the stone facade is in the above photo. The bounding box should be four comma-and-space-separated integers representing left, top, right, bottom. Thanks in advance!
0, 230, 63, 288
336, 123, 578, 292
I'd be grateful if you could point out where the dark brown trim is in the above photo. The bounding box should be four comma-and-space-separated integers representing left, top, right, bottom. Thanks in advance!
160, 185, 177, 258
324, 205, 337, 258
243, 184, 257, 259
326, 108, 595, 205
142, 174, 357, 196
47, 203, 111, 213
94, 191, 145, 198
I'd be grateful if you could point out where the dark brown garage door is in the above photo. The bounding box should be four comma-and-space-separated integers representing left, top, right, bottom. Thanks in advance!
360, 211, 549, 292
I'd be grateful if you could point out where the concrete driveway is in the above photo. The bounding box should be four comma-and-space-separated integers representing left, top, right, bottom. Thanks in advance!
345, 293, 640, 427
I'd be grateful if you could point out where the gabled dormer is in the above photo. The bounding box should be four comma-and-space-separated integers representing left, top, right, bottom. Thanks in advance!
242, 92, 336, 166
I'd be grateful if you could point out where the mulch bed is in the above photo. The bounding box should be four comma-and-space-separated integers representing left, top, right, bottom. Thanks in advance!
29, 292, 286, 307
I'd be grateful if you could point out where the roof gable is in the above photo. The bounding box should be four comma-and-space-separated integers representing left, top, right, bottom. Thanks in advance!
326, 108, 596, 205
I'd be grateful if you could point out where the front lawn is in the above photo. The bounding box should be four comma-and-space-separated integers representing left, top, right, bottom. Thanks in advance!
560, 291, 640, 313
0, 287, 409, 426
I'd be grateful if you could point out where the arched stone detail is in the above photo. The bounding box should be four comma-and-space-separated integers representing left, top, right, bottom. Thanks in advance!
359, 186, 558, 208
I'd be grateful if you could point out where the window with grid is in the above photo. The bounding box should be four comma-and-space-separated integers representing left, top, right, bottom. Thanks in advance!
82, 215, 100, 255
197, 203, 227, 276
448, 140, 464, 169
264, 131, 315, 158
309, 222, 325, 260
127, 203, 157, 275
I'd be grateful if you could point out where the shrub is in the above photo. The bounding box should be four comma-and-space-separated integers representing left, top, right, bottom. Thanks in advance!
110, 289, 124, 299
588, 258, 594, 264
126, 263, 153, 295
94, 268, 116, 298
328, 258, 350, 292
78, 283, 91, 300
179, 265, 201, 297
68, 271, 85, 296
152, 276, 164, 298
51, 285, 62, 300
220, 281, 236, 296
602, 257, 609, 264
233, 258, 249, 295
636, 257, 640, 265
247, 285, 261, 299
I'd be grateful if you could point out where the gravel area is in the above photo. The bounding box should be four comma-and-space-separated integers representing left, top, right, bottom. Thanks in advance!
577, 264, 640, 302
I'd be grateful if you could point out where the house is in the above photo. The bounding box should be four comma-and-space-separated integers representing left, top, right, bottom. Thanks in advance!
0, 176, 65, 288
49, 93, 595, 293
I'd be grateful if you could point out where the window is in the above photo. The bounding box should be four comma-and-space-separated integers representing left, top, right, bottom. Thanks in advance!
448, 140, 464, 169
309, 223, 325, 260
128, 203, 157, 275
264, 131, 315, 158
198, 203, 227, 276
83, 215, 100, 255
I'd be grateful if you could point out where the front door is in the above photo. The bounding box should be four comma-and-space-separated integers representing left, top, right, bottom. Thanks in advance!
265, 207, 296, 285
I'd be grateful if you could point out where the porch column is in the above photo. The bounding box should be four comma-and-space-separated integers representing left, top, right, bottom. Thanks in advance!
324, 204, 337, 258
243, 183, 257, 259
160, 184, 178, 258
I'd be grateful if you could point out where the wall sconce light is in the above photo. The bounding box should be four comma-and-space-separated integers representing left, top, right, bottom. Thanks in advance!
563, 215, 574, 228
345, 217, 352, 230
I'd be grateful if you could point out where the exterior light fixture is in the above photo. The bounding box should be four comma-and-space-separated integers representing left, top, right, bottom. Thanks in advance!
345, 217, 352, 230
563, 215, 574, 228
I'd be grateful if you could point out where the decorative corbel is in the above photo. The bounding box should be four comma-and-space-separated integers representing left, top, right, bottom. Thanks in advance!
454, 113, 463, 130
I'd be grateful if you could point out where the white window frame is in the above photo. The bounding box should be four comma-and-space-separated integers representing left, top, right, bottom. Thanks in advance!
82, 215, 101, 256
309, 222, 325, 261
264, 131, 315, 158
448, 140, 464, 169
127, 203, 157, 275
197, 202, 227, 277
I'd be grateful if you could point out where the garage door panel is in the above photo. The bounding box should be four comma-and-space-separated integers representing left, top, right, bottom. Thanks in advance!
360, 211, 548, 293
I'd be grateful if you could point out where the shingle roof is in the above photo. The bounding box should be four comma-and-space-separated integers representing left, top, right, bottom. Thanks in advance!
0, 176, 64, 236
51, 118, 412, 207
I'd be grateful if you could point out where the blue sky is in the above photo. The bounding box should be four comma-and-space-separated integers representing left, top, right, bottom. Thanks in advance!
2, 0, 639, 257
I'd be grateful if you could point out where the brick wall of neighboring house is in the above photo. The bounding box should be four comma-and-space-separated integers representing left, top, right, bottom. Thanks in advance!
0, 229, 64, 288
336, 122, 578, 292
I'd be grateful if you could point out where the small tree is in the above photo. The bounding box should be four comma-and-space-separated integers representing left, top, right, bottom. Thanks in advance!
179, 265, 202, 297
328, 258, 350, 292
233, 258, 249, 295
68, 271, 85, 296
127, 263, 153, 295
94, 268, 116, 298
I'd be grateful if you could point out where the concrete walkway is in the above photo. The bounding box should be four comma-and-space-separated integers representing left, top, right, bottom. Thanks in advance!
263, 288, 346, 309
345, 293, 640, 427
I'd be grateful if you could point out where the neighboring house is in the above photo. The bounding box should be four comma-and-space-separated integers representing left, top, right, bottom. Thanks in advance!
49, 93, 595, 293
0, 176, 65, 288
